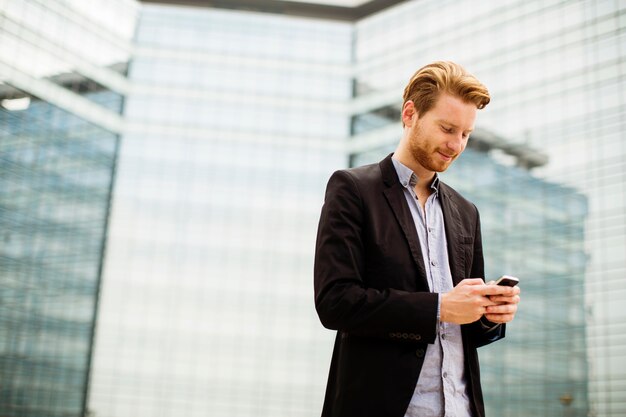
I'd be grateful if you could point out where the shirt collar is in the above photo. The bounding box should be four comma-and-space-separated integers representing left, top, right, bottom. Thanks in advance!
391, 157, 440, 195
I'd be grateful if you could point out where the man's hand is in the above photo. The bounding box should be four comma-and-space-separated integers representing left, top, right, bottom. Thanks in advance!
483, 280, 521, 324
440, 278, 519, 325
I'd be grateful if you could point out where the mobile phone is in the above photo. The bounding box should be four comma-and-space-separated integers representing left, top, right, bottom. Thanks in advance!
495, 275, 519, 287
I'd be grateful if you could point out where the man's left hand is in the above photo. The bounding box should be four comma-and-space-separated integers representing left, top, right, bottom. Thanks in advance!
483, 283, 520, 324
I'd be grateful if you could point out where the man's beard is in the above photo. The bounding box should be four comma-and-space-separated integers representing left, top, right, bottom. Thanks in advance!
408, 124, 456, 173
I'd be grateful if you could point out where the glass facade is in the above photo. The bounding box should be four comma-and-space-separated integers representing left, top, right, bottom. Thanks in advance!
87, 5, 351, 417
352, 1, 625, 415
0, 90, 122, 417
0, 0, 136, 416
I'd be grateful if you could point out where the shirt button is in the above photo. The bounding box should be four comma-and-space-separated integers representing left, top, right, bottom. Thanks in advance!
441, 333, 446, 340
443, 372, 448, 378
430, 261, 436, 266
415, 348, 425, 358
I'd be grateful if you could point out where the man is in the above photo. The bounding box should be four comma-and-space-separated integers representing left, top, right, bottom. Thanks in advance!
314, 61, 520, 417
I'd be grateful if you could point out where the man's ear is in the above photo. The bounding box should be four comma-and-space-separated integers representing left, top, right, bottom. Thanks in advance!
402, 100, 417, 127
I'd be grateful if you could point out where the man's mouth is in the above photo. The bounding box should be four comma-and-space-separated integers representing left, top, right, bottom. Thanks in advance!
437, 151, 455, 161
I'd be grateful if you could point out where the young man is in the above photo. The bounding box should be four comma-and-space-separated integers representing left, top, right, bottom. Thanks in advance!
314, 61, 520, 417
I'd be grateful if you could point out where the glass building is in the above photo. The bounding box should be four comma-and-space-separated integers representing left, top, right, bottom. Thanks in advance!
0, 0, 137, 416
351, 2, 625, 415
87, 4, 351, 417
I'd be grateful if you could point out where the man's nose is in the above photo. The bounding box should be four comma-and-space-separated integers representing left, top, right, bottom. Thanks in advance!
446, 134, 464, 153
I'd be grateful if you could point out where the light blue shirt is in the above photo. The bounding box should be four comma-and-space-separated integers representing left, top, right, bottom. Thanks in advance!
392, 158, 473, 417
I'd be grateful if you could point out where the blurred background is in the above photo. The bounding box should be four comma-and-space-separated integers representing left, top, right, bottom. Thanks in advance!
0, 0, 624, 416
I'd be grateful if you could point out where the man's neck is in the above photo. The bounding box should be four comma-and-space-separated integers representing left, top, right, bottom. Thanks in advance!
393, 148, 436, 194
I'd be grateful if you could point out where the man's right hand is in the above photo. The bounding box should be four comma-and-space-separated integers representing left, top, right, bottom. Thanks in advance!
440, 278, 516, 325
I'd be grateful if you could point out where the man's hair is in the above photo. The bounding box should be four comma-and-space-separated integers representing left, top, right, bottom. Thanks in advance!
402, 61, 490, 124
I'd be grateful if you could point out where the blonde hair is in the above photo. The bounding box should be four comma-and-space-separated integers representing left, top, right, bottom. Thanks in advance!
402, 61, 490, 124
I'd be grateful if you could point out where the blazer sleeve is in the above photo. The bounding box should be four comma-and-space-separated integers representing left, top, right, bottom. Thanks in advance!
314, 170, 439, 343
465, 207, 506, 348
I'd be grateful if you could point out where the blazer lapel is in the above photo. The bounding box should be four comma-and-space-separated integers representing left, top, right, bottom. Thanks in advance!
379, 155, 428, 282
440, 184, 464, 286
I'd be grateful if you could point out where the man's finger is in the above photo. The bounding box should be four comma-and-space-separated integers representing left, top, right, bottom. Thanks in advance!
489, 295, 520, 304
478, 285, 517, 296
486, 304, 517, 314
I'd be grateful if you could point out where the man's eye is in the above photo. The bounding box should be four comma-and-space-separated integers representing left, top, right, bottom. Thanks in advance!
441, 126, 453, 133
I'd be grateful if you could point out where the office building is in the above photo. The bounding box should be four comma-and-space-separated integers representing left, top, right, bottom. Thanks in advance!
349, 1, 625, 415
86, 4, 351, 416
0, 0, 137, 415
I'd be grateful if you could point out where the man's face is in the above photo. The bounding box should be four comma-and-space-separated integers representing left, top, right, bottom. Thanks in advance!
406, 93, 477, 173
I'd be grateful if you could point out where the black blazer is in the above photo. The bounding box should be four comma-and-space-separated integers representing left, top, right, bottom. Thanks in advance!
314, 154, 504, 417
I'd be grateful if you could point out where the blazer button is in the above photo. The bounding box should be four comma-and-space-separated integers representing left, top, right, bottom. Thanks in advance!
415, 348, 425, 358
